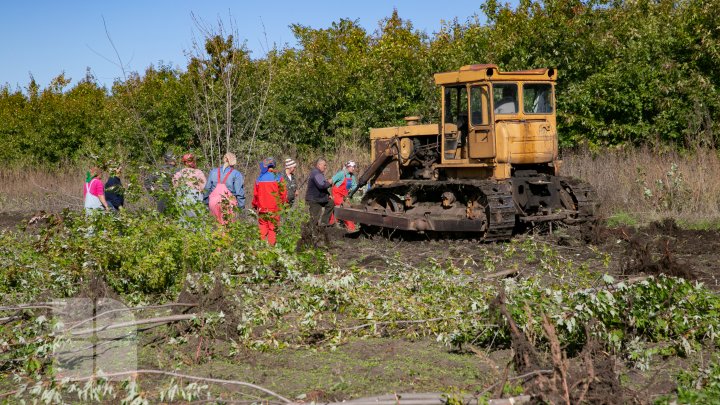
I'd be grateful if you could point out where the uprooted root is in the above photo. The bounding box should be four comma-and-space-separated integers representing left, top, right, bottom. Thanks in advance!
174, 278, 240, 339
621, 229, 694, 280
494, 291, 625, 404
296, 221, 333, 251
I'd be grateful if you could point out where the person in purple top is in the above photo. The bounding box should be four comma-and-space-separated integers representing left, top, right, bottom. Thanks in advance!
304, 158, 334, 227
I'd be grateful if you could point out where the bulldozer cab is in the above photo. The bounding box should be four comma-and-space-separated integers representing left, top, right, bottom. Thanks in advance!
436, 64, 558, 178
442, 83, 493, 161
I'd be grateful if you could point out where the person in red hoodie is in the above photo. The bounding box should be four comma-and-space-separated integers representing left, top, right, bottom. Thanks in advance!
251, 157, 287, 245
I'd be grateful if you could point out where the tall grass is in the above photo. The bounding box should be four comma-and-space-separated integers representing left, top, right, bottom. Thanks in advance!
0, 165, 85, 212
563, 147, 720, 223
2, 146, 719, 226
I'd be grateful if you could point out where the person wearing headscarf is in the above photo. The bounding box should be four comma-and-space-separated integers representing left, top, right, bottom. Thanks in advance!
330, 161, 359, 231
251, 157, 287, 245
282, 158, 299, 205
173, 153, 207, 218
104, 164, 124, 211
84, 167, 109, 214
204, 152, 245, 224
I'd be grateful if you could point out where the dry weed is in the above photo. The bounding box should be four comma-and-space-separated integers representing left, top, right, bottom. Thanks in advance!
3, 145, 719, 226
564, 147, 720, 223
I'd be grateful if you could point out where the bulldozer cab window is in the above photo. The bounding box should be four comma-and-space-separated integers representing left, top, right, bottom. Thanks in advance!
493, 83, 518, 114
444, 86, 468, 126
523, 83, 554, 114
470, 85, 490, 126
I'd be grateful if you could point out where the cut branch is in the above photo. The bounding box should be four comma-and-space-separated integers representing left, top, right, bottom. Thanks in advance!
67, 369, 291, 403
69, 314, 197, 336
65, 303, 197, 331
574, 275, 650, 295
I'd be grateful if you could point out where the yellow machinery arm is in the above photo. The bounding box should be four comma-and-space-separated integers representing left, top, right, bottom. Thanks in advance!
349, 137, 399, 199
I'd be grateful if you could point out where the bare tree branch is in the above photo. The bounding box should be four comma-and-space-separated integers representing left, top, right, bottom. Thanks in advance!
67, 369, 291, 403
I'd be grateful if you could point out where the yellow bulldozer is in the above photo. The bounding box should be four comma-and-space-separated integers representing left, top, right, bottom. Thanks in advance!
334, 64, 597, 240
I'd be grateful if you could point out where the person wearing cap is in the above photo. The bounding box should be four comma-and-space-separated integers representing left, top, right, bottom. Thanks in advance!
282, 158, 299, 205
251, 157, 287, 245
145, 151, 178, 213
204, 152, 245, 224
330, 161, 359, 231
173, 154, 207, 218
305, 158, 334, 231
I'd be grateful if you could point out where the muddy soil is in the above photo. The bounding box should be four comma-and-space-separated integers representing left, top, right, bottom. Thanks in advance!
0, 211, 31, 229
324, 220, 720, 291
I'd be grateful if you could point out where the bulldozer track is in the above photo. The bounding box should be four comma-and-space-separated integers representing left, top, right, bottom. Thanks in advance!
345, 177, 597, 240
559, 177, 598, 222
479, 182, 516, 241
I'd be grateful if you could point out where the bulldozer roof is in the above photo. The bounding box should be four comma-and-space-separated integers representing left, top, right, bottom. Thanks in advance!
434, 64, 557, 85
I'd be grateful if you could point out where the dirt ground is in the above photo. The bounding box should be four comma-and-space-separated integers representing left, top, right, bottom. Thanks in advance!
312, 221, 718, 403
324, 220, 720, 292
3, 212, 720, 402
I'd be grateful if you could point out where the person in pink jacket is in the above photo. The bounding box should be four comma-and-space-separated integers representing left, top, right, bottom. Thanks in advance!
83, 167, 109, 214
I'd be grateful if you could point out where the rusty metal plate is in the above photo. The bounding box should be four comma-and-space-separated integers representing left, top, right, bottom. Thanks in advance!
374, 139, 400, 183
335, 206, 486, 233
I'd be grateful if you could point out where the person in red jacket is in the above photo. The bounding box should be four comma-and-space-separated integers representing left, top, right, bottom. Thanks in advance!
251, 157, 287, 245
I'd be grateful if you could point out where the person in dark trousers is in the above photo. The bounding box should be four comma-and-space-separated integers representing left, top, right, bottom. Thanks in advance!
282, 158, 299, 205
104, 165, 124, 211
305, 158, 334, 227
145, 152, 177, 213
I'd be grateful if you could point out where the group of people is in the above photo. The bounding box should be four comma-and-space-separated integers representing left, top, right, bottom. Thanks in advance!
82, 152, 360, 246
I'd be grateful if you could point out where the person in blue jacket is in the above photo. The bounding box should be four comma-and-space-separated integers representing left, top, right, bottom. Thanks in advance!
204, 152, 246, 213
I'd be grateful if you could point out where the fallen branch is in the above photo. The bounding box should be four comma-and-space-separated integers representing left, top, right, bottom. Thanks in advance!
67, 369, 291, 403
0, 390, 18, 399
327, 393, 532, 405
481, 268, 519, 280
574, 275, 650, 295
54, 322, 170, 357
69, 314, 197, 336
478, 369, 554, 397
65, 303, 197, 331
0, 304, 57, 312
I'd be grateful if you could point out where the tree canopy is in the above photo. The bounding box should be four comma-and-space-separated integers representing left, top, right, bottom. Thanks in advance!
1, 0, 718, 164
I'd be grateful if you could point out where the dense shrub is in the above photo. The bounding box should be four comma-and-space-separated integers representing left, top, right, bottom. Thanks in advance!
0, 205, 314, 303
1, 1, 718, 164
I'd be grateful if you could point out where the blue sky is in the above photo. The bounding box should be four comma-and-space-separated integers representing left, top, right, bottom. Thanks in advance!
1, 0, 492, 89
